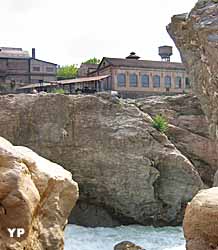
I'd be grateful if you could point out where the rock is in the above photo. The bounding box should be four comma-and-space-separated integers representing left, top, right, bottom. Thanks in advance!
167, 0, 218, 140
183, 187, 218, 250
135, 94, 218, 186
0, 136, 79, 250
114, 241, 145, 250
0, 93, 203, 226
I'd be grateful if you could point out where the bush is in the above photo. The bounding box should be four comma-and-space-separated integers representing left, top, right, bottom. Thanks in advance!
152, 114, 168, 133
51, 88, 65, 94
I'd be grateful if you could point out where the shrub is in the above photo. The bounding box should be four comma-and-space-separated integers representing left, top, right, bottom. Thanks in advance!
51, 88, 65, 94
152, 114, 168, 133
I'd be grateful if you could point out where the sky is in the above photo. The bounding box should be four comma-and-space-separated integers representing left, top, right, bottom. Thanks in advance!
1, 0, 197, 66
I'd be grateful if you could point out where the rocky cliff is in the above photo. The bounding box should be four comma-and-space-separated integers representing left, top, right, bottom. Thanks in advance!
133, 94, 218, 187
0, 93, 206, 227
168, 1, 218, 249
0, 136, 78, 250
167, 0, 218, 140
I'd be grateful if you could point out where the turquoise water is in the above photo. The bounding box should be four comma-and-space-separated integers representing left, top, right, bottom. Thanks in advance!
64, 224, 185, 250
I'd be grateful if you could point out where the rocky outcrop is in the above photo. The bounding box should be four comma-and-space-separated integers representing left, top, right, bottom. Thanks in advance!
114, 241, 145, 250
0, 136, 78, 250
0, 93, 203, 226
133, 94, 218, 186
183, 187, 218, 250
167, 0, 218, 140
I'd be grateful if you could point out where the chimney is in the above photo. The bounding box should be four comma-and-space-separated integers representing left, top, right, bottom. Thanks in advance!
32, 48, 36, 59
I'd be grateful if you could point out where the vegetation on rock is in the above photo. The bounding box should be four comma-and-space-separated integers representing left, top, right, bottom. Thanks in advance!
152, 114, 168, 133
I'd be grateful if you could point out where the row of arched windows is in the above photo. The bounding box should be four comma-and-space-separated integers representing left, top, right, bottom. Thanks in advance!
117, 73, 190, 89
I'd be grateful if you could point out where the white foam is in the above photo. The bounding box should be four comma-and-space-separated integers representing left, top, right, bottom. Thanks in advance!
64, 224, 185, 250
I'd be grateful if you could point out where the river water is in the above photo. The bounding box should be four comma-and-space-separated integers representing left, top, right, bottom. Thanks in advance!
64, 224, 185, 250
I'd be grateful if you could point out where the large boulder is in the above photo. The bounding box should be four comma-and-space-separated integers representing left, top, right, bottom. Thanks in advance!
167, 0, 218, 140
0, 136, 79, 250
183, 188, 218, 250
0, 93, 203, 226
133, 94, 218, 186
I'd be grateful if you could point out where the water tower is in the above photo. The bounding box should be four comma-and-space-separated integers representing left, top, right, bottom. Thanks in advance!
158, 46, 173, 62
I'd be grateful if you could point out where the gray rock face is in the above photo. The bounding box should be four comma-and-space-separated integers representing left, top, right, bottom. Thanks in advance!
133, 94, 218, 187
167, 0, 218, 140
0, 93, 203, 226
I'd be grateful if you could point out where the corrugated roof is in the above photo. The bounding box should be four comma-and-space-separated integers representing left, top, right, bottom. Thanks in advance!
58, 75, 110, 85
103, 57, 185, 70
17, 75, 110, 90
18, 82, 58, 89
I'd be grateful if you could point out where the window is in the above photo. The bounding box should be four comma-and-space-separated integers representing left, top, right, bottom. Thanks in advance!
46, 67, 54, 72
141, 74, 149, 88
33, 66, 40, 72
185, 77, 191, 88
164, 75, 171, 88
175, 76, 182, 89
117, 73, 126, 87
153, 75, 160, 88
130, 73, 138, 87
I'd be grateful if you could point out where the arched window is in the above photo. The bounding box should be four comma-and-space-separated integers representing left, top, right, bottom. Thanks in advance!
153, 75, 160, 88
117, 73, 126, 87
175, 76, 182, 89
141, 74, 149, 88
185, 77, 191, 88
130, 73, 138, 87
164, 75, 171, 88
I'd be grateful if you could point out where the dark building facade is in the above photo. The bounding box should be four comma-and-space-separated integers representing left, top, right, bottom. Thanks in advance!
0, 47, 57, 92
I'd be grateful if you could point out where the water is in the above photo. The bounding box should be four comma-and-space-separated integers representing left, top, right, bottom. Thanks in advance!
64, 224, 185, 250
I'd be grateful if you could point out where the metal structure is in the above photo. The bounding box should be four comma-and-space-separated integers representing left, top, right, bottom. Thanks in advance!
158, 46, 173, 62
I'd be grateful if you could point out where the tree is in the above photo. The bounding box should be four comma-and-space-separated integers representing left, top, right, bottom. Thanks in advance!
57, 65, 78, 80
83, 57, 101, 64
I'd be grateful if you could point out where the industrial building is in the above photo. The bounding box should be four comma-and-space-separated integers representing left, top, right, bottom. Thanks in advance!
0, 47, 57, 92
86, 46, 191, 97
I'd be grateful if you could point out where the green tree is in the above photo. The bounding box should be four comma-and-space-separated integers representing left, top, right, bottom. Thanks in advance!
57, 65, 78, 80
83, 57, 101, 64
152, 114, 168, 133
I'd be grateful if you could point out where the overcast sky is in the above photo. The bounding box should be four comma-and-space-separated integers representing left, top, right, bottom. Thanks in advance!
1, 0, 197, 66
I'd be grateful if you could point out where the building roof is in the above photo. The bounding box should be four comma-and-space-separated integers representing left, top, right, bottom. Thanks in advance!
32, 58, 57, 66
18, 82, 58, 90
0, 47, 30, 59
99, 57, 185, 71
57, 75, 110, 85
0, 47, 57, 65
